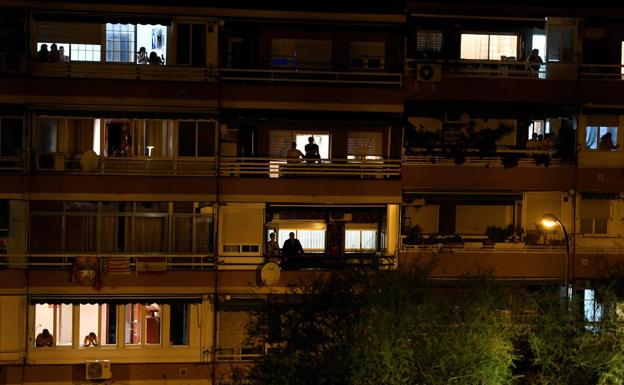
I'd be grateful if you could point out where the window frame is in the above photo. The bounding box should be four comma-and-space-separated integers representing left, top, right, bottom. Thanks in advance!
460, 32, 519, 61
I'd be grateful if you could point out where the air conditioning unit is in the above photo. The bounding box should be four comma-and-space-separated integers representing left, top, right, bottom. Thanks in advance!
86, 360, 112, 380
416, 64, 441, 81
36, 152, 65, 171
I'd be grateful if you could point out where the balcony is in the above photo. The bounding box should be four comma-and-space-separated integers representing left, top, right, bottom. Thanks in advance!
219, 67, 403, 87
63, 155, 217, 176
29, 62, 217, 82
0, 156, 25, 173
219, 157, 401, 179
403, 148, 568, 168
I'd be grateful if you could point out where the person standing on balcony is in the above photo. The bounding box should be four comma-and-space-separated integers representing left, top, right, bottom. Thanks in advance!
285, 141, 304, 177
528, 49, 543, 73
137, 47, 148, 64
36, 44, 49, 62
282, 232, 304, 269
266, 232, 280, 264
304, 136, 320, 163
49, 43, 61, 63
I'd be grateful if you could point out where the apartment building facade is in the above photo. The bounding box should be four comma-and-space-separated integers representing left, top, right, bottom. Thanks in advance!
1, 0, 624, 384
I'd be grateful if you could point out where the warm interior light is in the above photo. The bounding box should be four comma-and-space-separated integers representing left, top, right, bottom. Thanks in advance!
146, 146, 154, 156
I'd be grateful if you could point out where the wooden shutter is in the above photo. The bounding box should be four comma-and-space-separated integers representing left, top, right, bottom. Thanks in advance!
347, 131, 383, 157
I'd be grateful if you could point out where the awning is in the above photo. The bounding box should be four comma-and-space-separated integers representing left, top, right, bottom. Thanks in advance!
29, 294, 203, 305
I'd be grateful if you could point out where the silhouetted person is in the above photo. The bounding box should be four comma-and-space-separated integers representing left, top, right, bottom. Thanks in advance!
35, 329, 54, 347
149, 51, 163, 65
49, 43, 60, 63
304, 136, 320, 163
528, 49, 543, 73
266, 232, 280, 264
599, 132, 618, 151
37, 44, 49, 62
282, 232, 304, 269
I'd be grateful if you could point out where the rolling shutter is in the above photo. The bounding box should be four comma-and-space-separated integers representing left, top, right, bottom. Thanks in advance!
347, 131, 383, 157
37, 22, 101, 44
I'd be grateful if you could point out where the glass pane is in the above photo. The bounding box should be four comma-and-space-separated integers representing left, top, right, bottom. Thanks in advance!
195, 216, 214, 252
145, 303, 161, 344
101, 216, 132, 252
460, 34, 489, 60
33, 118, 58, 153
197, 121, 214, 157
488, 35, 517, 60
170, 303, 189, 345
580, 219, 593, 234
55, 304, 73, 346
134, 217, 167, 252
174, 216, 193, 252
79, 304, 99, 347
595, 218, 608, 234
178, 121, 196, 156
30, 215, 62, 252
100, 304, 117, 345
34, 304, 55, 347
125, 304, 142, 344
0, 118, 23, 156
345, 230, 361, 250
65, 216, 96, 252
361, 230, 377, 250
106, 23, 135, 63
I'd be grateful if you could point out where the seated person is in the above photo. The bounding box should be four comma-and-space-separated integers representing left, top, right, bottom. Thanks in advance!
83, 332, 99, 347
137, 47, 148, 64
35, 329, 54, 347
526, 132, 540, 149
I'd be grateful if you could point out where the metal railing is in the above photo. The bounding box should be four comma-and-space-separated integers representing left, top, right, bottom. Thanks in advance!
407, 59, 624, 81
215, 346, 263, 362
219, 253, 397, 270
0, 253, 215, 270
403, 148, 568, 167
219, 157, 401, 178
219, 68, 403, 87
30, 62, 216, 82
64, 156, 217, 176
0, 156, 25, 172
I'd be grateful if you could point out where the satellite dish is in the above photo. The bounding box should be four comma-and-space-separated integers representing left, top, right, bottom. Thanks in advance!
81, 150, 99, 172
260, 262, 281, 286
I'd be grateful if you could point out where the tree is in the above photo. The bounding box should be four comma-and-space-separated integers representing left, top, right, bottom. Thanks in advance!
247, 269, 516, 385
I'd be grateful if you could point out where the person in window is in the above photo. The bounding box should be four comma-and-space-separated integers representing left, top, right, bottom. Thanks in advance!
36, 44, 49, 62
148, 51, 163, 65
266, 232, 280, 264
281, 232, 304, 269
526, 132, 540, 150
49, 43, 61, 63
599, 132, 619, 151
58, 46, 66, 62
137, 47, 148, 64
528, 49, 543, 73
35, 329, 54, 347
304, 136, 320, 164
83, 332, 99, 347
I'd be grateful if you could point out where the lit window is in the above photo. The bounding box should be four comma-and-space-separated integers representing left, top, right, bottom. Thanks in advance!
124, 303, 161, 345
416, 31, 443, 53
584, 289, 603, 332
345, 230, 377, 251
528, 120, 551, 139
277, 228, 326, 252
34, 304, 73, 347
106, 24, 136, 63
585, 126, 618, 150
460, 34, 518, 60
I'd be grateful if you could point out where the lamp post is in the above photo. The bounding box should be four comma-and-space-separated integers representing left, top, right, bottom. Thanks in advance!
541, 213, 570, 300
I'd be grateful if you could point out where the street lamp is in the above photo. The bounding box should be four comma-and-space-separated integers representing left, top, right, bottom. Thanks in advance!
541, 213, 570, 300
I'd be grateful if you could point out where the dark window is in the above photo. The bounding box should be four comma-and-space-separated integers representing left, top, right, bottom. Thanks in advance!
0, 118, 23, 156
104, 304, 117, 345
191, 24, 207, 66
176, 23, 191, 65
170, 303, 189, 345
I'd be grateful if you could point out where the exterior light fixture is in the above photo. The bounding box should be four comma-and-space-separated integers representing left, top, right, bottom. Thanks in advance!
541, 213, 570, 302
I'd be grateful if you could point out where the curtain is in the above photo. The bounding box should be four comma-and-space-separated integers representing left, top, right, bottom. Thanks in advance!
65, 216, 96, 252
67, 118, 94, 155
134, 217, 166, 252
585, 126, 598, 149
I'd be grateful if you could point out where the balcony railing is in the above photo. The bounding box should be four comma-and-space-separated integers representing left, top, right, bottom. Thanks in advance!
407, 59, 624, 81
30, 62, 216, 82
219, 253, 396, 270
219, 157, 401, 178
0, 156, 25, 172
403, 148, 569, 167
219, 68, 403, 87
63, 155, 217, 176
0, 253, 215, 270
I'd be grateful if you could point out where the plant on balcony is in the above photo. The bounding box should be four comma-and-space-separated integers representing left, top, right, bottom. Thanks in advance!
485, 224, 516, 243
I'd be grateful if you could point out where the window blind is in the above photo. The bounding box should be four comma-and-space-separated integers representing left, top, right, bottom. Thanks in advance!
270, 130, 293, 156
37, 22, 101, 45
347, 131, 383, 157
